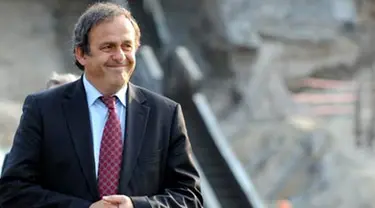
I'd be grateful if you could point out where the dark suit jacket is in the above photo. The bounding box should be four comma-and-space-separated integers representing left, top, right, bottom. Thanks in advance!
0, 78, 202, 208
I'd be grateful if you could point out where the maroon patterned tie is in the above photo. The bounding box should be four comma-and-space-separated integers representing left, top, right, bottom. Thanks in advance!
98, 96, 123, 198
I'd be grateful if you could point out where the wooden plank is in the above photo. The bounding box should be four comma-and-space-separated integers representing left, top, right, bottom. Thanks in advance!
299, 78, 354, 89
310, 105, 353, 115
293, 93, 356, 104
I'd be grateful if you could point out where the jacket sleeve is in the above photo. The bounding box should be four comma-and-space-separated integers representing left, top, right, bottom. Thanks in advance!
0, 95, 92, 208
130, 104, 203, 208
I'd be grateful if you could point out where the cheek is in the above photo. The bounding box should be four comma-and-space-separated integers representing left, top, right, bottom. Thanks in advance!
126, 53, 136, 66
98, 54, 111, 65
86, 57, 105, 76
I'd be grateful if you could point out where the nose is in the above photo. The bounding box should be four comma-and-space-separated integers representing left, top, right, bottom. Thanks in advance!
112, 48, 126, 63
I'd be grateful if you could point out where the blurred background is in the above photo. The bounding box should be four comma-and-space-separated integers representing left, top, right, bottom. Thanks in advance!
2, 0, 375, 207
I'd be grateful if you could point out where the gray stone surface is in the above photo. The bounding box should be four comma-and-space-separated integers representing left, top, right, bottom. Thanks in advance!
0, 1, 66, 102
215, 0, 356, 42
0, 1, 68, 154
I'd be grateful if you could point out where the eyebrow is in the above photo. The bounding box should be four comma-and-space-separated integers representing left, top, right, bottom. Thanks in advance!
99, 42, 115, 46
99, 40, 133, 46
122, 40, 132, 45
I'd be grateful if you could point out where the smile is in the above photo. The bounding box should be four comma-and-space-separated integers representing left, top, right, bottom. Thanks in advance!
106, 66, 126, 72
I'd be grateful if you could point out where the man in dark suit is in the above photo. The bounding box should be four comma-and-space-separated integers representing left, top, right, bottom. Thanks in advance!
0, 2, 202, 208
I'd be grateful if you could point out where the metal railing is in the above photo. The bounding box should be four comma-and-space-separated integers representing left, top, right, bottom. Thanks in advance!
193, 93, 265, 208
165, 45, 265, 208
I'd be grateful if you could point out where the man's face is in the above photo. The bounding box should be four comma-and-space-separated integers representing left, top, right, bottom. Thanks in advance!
76, 15, 137, 91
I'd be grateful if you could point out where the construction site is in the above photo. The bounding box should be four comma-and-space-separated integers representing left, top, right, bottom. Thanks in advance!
1, 0, 375, 207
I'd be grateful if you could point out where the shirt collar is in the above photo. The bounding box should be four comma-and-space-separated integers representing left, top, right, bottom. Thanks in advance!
83, 73, 127, 107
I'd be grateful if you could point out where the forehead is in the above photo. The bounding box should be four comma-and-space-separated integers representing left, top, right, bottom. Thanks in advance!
89, 15, 136, 44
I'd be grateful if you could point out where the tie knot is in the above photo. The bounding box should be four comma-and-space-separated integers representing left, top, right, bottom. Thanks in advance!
100, 96, 116, 110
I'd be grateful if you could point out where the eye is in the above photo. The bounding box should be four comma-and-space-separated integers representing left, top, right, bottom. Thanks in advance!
101, 45, 112, 51
123, 44, 132, 51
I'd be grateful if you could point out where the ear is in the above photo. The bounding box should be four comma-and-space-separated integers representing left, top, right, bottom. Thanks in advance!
75, 47, 86, 67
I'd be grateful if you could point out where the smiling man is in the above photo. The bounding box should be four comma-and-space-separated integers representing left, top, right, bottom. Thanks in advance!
0, 2, 202, 208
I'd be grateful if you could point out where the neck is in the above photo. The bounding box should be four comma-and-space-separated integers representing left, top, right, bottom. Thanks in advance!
98, 85, 123, 96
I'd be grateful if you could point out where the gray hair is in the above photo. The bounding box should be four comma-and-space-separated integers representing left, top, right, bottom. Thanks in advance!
46, 72, 79, 89
72, 2, 141, 70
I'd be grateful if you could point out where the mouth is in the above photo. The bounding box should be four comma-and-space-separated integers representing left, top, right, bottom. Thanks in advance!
106, 66, 127, 72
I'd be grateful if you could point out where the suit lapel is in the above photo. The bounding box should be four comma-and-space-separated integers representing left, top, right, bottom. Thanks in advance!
62, 78, 99, 199
118, 83, 150, 194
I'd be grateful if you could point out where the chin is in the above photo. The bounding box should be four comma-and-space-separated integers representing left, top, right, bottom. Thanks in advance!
109, 76, 127, 86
